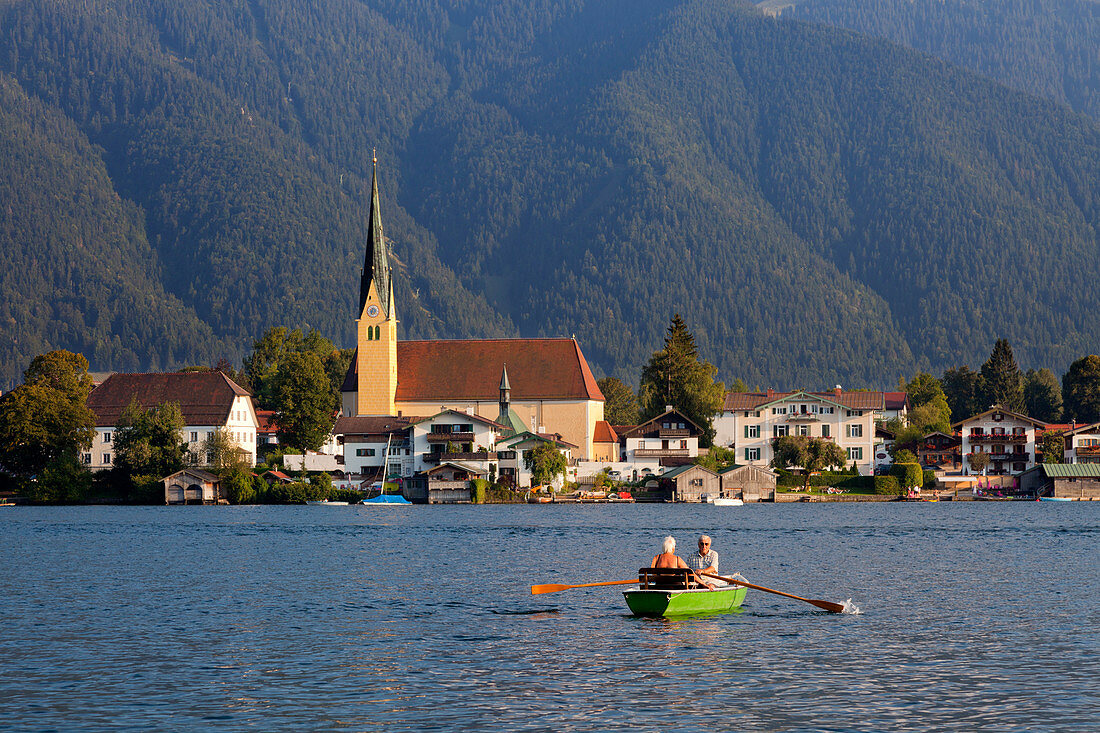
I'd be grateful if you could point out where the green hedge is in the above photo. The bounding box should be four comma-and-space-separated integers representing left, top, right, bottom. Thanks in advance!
891, 462, 923, 489
471, 478, 489, 504
873, 476, 900, 495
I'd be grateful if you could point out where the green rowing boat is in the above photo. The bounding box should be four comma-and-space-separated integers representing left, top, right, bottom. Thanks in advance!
624, 585, 747, 617
623, 567, 748, 617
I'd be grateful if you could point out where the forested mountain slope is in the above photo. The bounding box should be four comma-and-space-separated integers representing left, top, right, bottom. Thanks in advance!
0, 0, 1097, 388
786, 0, 1100, 120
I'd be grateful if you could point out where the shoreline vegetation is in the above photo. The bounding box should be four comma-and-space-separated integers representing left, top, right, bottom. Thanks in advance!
2, 330, 1098, 506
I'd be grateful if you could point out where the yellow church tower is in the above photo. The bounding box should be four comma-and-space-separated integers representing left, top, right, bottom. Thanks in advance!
354, 155, 398, 416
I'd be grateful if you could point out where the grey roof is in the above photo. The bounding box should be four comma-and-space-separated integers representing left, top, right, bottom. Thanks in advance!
660, 464, 717, 479
1030, 463, 1100, 478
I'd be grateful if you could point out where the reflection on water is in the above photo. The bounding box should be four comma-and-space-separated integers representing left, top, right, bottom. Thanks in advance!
2, 503, 1098, 731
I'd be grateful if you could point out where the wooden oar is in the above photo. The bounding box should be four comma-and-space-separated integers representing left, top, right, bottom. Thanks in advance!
531, 579, 638, 595
702, 572, 846, 613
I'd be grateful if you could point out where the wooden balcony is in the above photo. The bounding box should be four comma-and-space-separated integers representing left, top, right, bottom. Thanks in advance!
424, 451, 496, 464
968, 434, 1027, 444
658, 428, 690, 438
634, 448, 691, 457
426, 431, 475, 443
983, 452, 1029, 462
1075, 445, 1100, 455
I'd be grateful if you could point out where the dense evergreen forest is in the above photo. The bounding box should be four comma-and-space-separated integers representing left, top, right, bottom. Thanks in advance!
0, 0, 1097, 388
786, 0, 1100, 120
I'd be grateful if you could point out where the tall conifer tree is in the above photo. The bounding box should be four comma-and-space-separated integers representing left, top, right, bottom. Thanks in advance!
638, 315, 725, 446
979, 339, 1024, 412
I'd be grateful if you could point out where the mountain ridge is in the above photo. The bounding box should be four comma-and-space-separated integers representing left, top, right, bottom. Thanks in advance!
0, 0, 1097, 388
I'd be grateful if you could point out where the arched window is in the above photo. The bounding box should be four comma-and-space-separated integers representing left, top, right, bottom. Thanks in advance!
367, 327, 373, 341
374, 325, 381, 340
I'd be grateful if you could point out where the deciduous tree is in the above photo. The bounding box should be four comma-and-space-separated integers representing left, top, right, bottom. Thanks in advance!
1041, 432, 1064, 464
272, 351, 337, 451
114, 400, 189, 480
903, 372, 951, 432
0, 350, 95, 484
770, 435, 846, 491
597, 377, 639, 426
967, 452, 991, 475
244, 327, 351, 410
524, 440, 567, 487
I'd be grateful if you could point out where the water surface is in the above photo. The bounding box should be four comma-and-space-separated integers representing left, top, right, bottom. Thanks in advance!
2, 503, 1097, 731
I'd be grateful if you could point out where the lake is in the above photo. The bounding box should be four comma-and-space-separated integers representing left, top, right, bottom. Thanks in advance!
2, 503, 1097, 731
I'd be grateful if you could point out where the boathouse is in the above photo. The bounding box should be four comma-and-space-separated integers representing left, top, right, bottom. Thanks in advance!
660, 464, 719, 503
718, 464, 777, 502
164, 469, 223, 505
1018, 463, 1100, 499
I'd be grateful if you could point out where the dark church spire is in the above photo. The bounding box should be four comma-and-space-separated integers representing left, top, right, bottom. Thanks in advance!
499, 363, 511, 415
359, 152, 392, 317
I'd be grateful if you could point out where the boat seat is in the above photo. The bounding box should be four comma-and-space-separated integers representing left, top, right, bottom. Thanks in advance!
639, 568, 694, 590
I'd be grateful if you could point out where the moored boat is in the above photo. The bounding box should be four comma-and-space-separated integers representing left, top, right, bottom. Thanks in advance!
361, 493, 412, 505
1038, 496, 1073, 502
306, 500, 350, 506
711, 497, 743, 506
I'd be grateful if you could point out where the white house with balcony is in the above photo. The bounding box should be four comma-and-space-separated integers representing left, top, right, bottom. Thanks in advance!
333, 415, 416, 480
496, 431, 576, 489
617, 408, 703, 472
714, 389, 881, 475
1062, 422, 1100, 464
85, 372, 258, 470
953, 407, 1046, 475
409, 409, 504, 477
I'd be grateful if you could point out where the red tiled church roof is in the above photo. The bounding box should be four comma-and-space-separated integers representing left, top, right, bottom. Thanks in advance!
593, 420, 618, 443
342, 338, 604, 402
87, 372, 250, 427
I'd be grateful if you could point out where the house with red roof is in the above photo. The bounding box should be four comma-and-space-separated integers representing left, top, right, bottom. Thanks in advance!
713, 388, 882, 474
1052, 422, 1100, 465
617, 408, 704, 471
953, 407, 1046, 475
881, 391, 911, 422
338, 160, 605, 459
85, 371, 259, 470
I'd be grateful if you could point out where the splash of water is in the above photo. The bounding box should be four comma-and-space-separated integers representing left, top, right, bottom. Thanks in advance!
841, 598, 861, 614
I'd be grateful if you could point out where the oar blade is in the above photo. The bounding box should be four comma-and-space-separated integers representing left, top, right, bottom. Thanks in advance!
530, 584, 569, 595
810, 598, 847, 614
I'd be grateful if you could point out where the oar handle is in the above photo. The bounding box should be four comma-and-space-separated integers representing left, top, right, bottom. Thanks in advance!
530, 579, 638, 595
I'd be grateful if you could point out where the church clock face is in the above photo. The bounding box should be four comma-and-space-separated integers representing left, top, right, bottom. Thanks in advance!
366, 305, 380, 318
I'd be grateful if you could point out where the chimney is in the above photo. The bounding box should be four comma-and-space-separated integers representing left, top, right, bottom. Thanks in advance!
665, 405, 673, 413
834, 386, 842, 398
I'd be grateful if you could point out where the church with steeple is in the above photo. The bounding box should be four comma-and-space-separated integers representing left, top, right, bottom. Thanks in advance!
340, 159, 605, 459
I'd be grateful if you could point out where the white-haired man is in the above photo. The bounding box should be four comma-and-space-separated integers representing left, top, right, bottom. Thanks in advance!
687, 534, 723, 585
